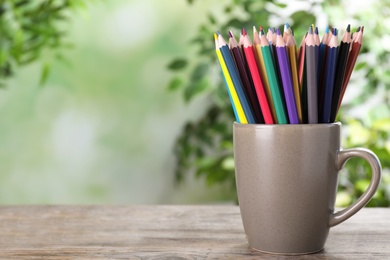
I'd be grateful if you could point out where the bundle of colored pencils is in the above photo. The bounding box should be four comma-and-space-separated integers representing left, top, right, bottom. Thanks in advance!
214, 24, 363, 124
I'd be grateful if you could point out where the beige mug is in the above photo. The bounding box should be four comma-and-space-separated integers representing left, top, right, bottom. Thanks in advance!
233, 122, 382, 255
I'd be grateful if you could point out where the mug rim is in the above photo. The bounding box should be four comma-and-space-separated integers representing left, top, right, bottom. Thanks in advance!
234, 122, 342, 129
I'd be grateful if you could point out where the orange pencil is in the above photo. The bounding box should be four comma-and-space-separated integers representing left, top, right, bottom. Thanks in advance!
286, 30, 302, 123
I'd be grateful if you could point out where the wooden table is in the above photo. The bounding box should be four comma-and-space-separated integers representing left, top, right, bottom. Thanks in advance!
0, 206, 388, 259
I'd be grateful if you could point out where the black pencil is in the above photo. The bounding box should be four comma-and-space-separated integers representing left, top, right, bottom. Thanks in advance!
330, 25, 351, 122
228, 31, 264, 124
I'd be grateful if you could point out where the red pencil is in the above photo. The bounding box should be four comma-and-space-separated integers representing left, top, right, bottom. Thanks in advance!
242, 28, 274, 124
338, 26, 364, 109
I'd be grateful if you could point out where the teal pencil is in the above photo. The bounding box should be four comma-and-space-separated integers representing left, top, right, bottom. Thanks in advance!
259, 28, 288, 124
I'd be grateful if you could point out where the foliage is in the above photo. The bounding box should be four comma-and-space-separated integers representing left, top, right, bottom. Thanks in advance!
167, 0, 390, 206
0, 0, 86, 86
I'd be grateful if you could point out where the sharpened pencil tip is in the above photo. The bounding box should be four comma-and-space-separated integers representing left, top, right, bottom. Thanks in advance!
260, 27, 265, 35
228, 30, 233, 38
213, 33, 218, 40
253, 25, 257, 33
217, 31, 221, 35
242, 28, 247, 36
333, 28, 338, 36
285, 22, 289, 29
276, 28, 281, 35
361, 26, 364, 32
325, 26, 329, 33
308, 26, 313, 34
356, 26, 361, 32
315, 26, 318, 35
346, 24, 350, 32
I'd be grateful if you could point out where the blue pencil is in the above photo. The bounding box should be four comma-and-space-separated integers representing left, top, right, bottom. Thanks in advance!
318, 27, 329, 83
223, 76, 240, 122
320, 28, 338, 123
217, 33, 256, 124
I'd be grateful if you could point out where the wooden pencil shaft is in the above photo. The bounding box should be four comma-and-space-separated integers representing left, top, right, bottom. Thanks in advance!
305, 45, 318, 123
338, 41, 361, 108
254, 44, 277, 122
231, 46, 264, 123
220, 44, 256, 123
215, 48, 246, 123
262, 45, 288, 124
320, 46, 337, 123
329, 41, 350, 122
276, 44, 299, 124
243, 45, 274, 124
287, 45, 302, 123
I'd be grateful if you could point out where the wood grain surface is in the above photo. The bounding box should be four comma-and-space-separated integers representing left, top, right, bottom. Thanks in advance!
0, 206, 388, 259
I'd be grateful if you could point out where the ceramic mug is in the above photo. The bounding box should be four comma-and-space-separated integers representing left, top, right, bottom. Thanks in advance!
233, 122, 381, 255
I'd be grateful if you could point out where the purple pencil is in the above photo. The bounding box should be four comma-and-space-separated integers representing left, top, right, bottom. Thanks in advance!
275, 28, 299, 124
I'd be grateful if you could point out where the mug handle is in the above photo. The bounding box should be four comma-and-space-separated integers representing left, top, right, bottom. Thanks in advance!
329, 148, 382, 227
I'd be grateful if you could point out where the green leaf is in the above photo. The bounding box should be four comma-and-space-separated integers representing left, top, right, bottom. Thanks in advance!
167, 58, 188, 70
224, 6, 232, 13
39, 63, 50, 87
167, 77, 184, 91
354, 61, 367, 71
190, 63, 209, 81
184, 78, 209, 102
274, 3, 287, 8
208, 14, 216, 25
290, 11, 315, 28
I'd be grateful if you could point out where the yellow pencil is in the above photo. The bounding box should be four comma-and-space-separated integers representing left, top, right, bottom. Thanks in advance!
253, 26, 277, 123
286, 30, 303, 123
214, 33, 248, 124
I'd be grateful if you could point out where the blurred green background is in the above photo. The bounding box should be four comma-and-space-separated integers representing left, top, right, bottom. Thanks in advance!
0, 0, 389, 205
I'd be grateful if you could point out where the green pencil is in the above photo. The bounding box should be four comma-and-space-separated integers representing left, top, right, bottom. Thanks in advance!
260, 28, 288, 124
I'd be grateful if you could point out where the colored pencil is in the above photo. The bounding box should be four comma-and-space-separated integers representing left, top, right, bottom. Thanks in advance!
275, 28, 299, 124
305, 26, 318, 123
314, 27, 322, 85
214, 33, 246, 123
298, 33, 307, 90
338, 26, 364, 109
298, 33, 308, 123
260, 28, 288, 124
283, 23, 289, 42
241, 29, 274, 124
213, 24, 363, 125
253, 26, 277, 122
228, 31, 264, 124
286, 28, 303, 123
320, 29, 338, 123
329, 25, 351, 122
267, 28, 276, 59
318, 26, 329, 110
217, 33, 256, 124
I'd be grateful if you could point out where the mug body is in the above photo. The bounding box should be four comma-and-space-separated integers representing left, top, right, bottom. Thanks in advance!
233, 123, 341, 254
